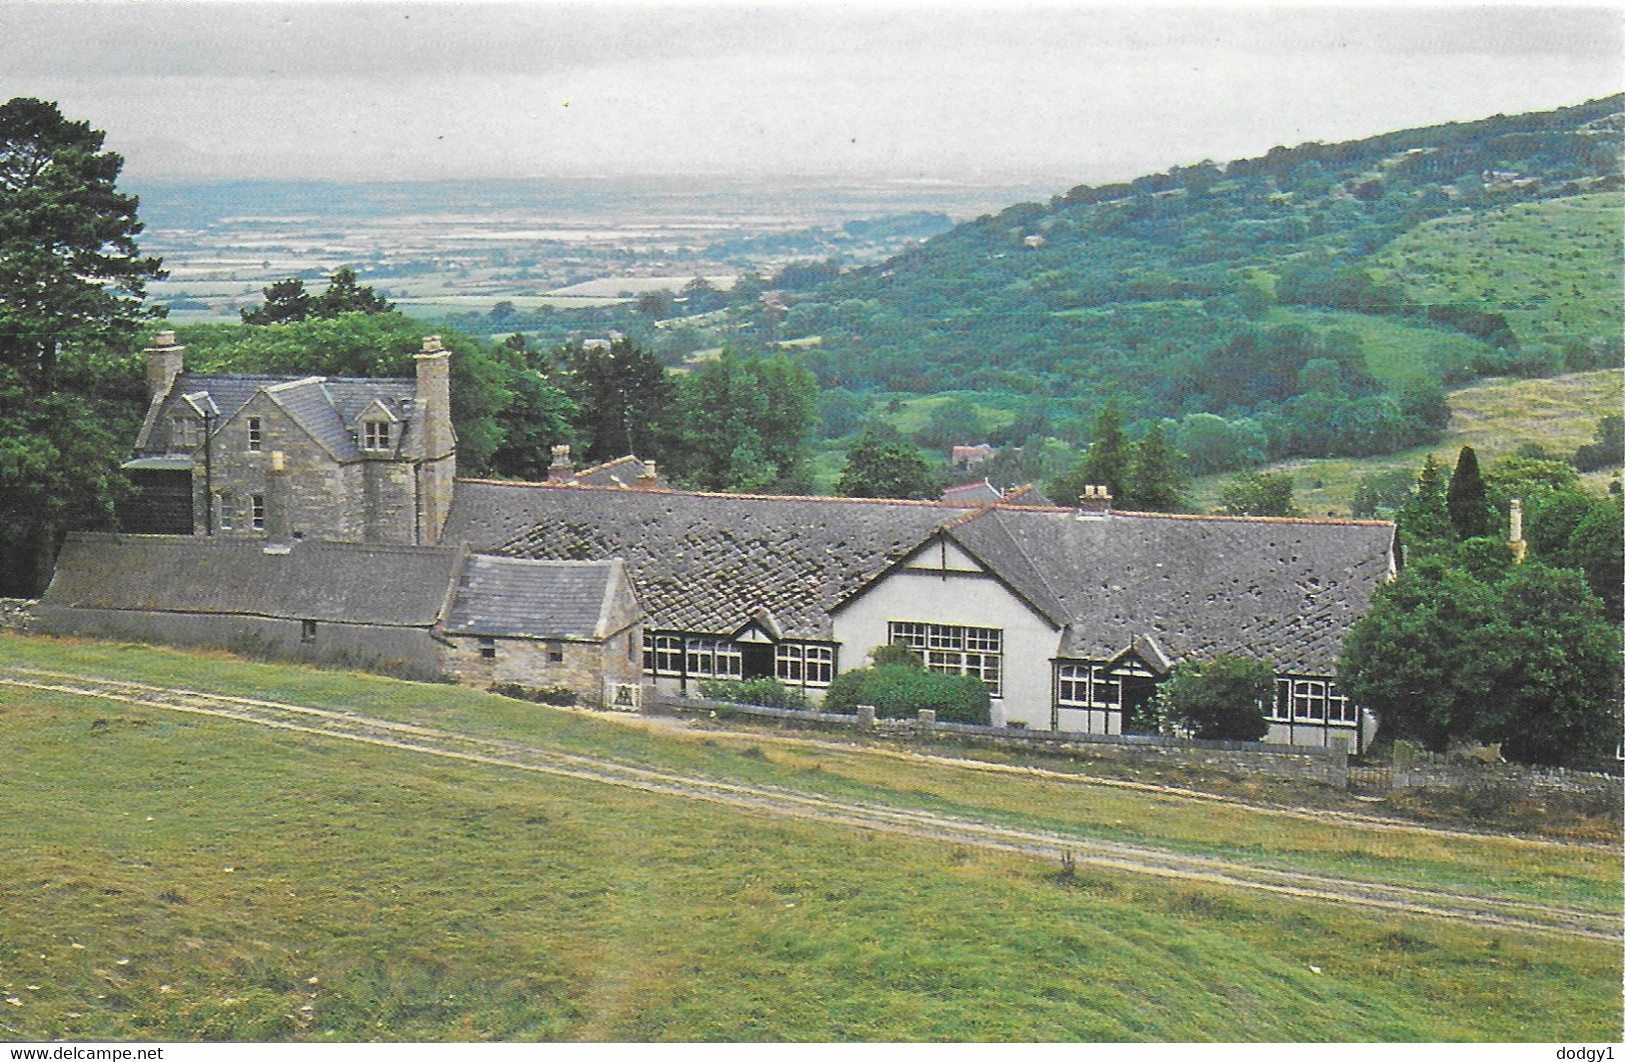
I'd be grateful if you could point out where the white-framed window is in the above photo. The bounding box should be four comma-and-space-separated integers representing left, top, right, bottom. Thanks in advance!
251, 493, 265, 531
247, 417, 262, 452
645, 633, 684, 675
685, 638, 742, 679
888, 621, 1003, 697
218, 494, 237, 531
171, 415, 201, 449
1056, 663, 1122, 709
1274, 677, 1355, 724
363, 420, 392, 450
478, 636, 496, 660
776, 643, 834, 687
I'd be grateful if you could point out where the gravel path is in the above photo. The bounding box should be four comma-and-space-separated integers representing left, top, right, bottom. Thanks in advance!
4, 665, 1619, 943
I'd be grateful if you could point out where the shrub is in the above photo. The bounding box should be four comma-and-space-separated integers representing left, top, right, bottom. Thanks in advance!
823, 664, 991, 725
1157, 655, 1273, 741
488, 682, 577, 707
694, 677, 808, 711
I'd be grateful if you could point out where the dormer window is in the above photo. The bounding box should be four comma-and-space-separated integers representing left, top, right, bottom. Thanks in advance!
171, 415, 201, 449
363, 420, 392, 451
248, 417, 262, 452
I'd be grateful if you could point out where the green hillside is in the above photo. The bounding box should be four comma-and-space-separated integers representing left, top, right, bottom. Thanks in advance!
746, 97, 1625, 475
1, 635, 1619, 1040
1370, 192, 1624, 349
1187, 369, 1624, 516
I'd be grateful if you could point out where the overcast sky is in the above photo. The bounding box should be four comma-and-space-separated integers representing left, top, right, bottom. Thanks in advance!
2, 3, 1619, 183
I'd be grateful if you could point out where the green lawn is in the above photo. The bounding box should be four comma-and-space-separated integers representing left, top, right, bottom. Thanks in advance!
1, 636, 1618, 1040
1264, 306, 1492, 388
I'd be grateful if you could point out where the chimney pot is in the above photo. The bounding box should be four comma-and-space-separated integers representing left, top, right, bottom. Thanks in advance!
1076, 484, 1113, 517
636, 460, 659, 490
548, 444, 575, 483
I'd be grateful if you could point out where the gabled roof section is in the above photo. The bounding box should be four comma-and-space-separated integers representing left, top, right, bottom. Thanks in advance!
938, 509, 1069, 626
40, 533, 458, 627
987, 508, 1396, 674
1001, 483, 1057, 508
942, 480, 1002, 505
134, 372, 415, 459
442, 555, 630, 641
444, 480, 970, 640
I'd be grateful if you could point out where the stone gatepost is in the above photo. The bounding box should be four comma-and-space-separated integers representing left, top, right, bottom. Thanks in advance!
856, 705, 876, 728
1326, 734, 1350, 789
917, 709, 936, 726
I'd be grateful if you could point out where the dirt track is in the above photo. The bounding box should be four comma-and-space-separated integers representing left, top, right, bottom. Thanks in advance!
3, 665, 1619, 943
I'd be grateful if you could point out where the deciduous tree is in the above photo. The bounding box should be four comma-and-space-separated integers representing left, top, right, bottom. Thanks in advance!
837, 424, 939, 500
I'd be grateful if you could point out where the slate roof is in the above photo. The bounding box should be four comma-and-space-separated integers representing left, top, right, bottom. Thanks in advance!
1001, 484, 1057, 508
443, 480, 1395, 673
444, 480, 971, 640
567, 455, 671, 490
443, 556, 630, 640
943, 507, 1396, 674
40, 533, 457, 627
136, 372, 416, 460
942, 481, 1002, 505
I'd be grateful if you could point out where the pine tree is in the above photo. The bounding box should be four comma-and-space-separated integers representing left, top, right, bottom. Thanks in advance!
1398, 454, 1454, 559
1079, 400, 1131, 500
1446, 444, 1493, 540
1126, 421, 1184, 511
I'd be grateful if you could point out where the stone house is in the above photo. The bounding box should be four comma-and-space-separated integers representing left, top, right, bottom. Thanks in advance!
442, 479, 1395, 752
120, 332, 456, 546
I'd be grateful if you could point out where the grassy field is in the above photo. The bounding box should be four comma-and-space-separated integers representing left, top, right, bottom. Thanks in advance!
1188, 369, 1623, 516
1264, 307, 1491, 388
1, 636, 1619, 1041
1370, 192, 1624, 348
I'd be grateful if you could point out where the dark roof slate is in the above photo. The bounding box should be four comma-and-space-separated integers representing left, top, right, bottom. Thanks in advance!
443, 556, 627, 640
947, 508, 1395, 673
444, 481, 967, 639
40, 533, 457, 627
568, 455, 670, 489
137, 373, 415, 459
942, 481, 1002, 504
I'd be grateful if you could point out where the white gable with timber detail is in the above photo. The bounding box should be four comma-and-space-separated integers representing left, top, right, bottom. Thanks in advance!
901, 533, 988, 575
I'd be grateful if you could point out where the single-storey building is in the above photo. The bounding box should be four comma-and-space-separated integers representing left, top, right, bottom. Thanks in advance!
443, 479, 1396, 751
34, 532, 643, 705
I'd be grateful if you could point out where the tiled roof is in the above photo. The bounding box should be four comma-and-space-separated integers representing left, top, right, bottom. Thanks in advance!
444, 481, 969, 639
444, 481, 1394, 673
443, 556, 629, 640
942, 481, 1002, 504
40, 533, 457, 627
136, 373, 415, 458
568, 455, 670, 490
947, 507, 1395, 674
1001, 484, 1057, 508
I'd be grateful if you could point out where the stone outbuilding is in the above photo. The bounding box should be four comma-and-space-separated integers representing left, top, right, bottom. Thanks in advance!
34, 532, 643, 705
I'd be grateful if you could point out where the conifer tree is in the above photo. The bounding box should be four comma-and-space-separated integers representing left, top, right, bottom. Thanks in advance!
1079, 400, 1131, 500
1398, 454, 1454, 559
1126, 421, 1184, 512
1446, 444, 1493, 540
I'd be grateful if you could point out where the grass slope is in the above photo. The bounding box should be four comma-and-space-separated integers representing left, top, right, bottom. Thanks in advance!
1189, 369, 1623, 516
1370, 192, 1625, 348
1, 637, 1619, 1041
1263, 307, 1491, 389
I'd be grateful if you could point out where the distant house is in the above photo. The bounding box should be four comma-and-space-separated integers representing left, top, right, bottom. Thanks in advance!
952, 444, 996, 470
36, 533, 643, 705
444, 480, 1394, 751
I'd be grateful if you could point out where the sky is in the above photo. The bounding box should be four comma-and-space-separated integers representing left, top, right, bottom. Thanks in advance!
1, 2, 1620, 184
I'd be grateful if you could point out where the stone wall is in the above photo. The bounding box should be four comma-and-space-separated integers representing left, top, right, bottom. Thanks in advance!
648, 693, 1347, 787
440, 626, 643, 705
0, 598, 35, 633
30, 605, 444, 681
1393, 761, 1621, 797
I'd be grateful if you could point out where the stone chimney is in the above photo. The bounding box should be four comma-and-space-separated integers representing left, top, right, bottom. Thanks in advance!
1509, 497, 1528, 564
548, 444, 575, 483
414, 336, 456, 545
636, 460, 659, 491
1075, 484, 1113, 518
264, 450, 294, 545
144, 331, 185, 402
